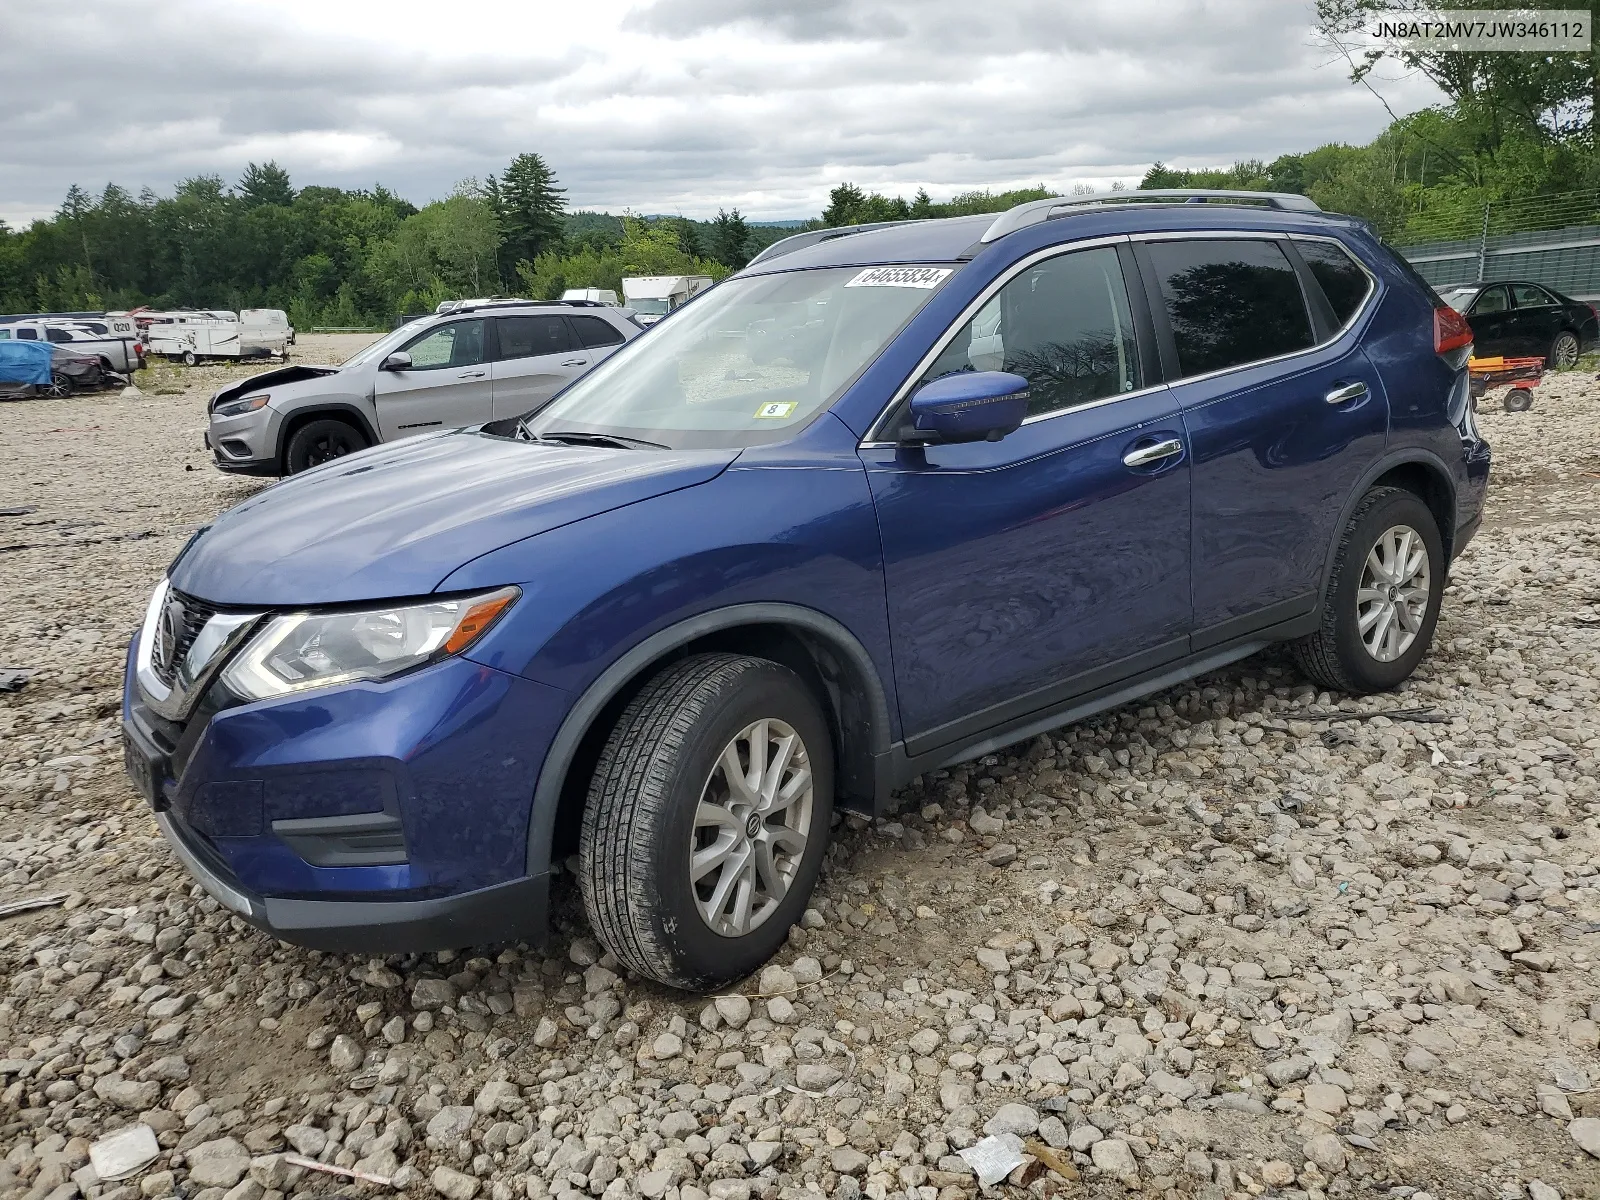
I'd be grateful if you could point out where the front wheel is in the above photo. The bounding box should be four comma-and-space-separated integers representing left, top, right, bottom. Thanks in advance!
43, 372, 73, 398
283, 418, 369, 475
1549, 330, 1580, 370
1292, 486, 1445, 694
181, 350, 198, 367
579, 654, 834, 990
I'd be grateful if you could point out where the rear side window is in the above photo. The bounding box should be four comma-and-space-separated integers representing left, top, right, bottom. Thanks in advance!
919, 245, 1140, 419
569, 315, 625, 349
1511, 283, 1553, 308
1146, 239, 1314, 378
1297, 240, 1372, 326
496, 316, 572, 360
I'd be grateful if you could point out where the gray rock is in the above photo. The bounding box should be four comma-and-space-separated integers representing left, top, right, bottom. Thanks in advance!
431, 1165, 480, 1200
411, 978, 457, 1010
831, 1147, 870, 1175
1090, 1138, 1138, 1176
796, 1064, 842, 1091
1571, 1117, 1600, 1160
426, 1106, 476, 1142
94, 1076, 161, 1110
328, 1034, 363, 1072
713, 994, 751, 1028
1159, 886, 1205, 915
982, 1104, 1039, 1136
984, 843, 1018, 866
186, 1139, 250, 1189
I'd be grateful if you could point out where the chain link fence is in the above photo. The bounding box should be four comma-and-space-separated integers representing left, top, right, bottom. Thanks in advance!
1395, 190, 1600, 299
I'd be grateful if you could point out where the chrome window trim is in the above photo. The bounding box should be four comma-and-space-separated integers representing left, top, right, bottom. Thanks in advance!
860, 229, 1382, 445
860, 234, 1131, 444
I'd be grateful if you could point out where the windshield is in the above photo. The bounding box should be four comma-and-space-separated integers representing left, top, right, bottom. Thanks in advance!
1439, 287, 1478, 312
630, 298, 672, 315
340, 320, 429, 368
526, 265, 953, 449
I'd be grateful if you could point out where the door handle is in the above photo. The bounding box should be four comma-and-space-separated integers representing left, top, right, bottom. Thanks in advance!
1122, 438, 1184, 468
457, 370, 487, 379
1325, 381, 1368, 405
560, 358, 588, 367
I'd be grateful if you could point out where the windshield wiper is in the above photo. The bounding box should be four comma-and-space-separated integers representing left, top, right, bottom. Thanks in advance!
518, 424, 667, 450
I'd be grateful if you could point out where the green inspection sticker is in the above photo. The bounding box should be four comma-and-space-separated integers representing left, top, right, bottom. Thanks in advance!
754, 401, 798, 419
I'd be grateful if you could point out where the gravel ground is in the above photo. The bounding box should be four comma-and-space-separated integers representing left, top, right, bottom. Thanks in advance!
2, 346, 1599, 1200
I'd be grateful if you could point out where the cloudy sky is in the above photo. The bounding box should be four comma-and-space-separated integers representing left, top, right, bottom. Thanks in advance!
0, 0, 1442, 227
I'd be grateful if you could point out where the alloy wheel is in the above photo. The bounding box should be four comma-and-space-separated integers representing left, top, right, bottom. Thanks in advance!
1356, 524, 1431, 663
1551, 332, 1580, 370
307, 432, 356, 466
689, 717, 813, 937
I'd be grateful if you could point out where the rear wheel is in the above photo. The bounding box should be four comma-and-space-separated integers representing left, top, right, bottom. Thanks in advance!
1549, 330, 1580, 370
1292, 487, 1445, 694
181, 350, 198, 366
283, 418, 368, 475
579, 654, 834, 990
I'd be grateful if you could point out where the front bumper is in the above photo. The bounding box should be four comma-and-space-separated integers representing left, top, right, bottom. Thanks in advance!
123, 629, 568, 953
157, 807, 548, 952
206, 407, 280, 476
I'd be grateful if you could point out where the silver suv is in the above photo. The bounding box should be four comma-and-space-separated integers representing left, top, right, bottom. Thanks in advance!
205, 301, 642, 476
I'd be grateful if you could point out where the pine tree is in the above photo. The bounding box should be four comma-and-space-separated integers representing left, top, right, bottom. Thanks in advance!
238, 161, 295, 207
496, 153, 567, 269
710, 207, 751, 269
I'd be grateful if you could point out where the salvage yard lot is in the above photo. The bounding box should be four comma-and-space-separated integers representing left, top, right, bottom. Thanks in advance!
1, 347, 1599, 1199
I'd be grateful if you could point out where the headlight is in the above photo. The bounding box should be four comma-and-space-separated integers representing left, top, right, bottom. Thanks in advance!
221, 587, 518, 700
214, 394, 269, 417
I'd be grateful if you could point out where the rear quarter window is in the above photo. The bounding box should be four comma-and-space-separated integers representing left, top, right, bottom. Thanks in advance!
1297, 240, 1373, 326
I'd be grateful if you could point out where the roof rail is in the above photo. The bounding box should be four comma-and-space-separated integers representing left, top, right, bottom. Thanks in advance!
746, 220, 925, 268
980, 189, 1322, 243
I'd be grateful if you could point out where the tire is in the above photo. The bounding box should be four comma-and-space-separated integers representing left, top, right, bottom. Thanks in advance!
1548, 330, 1580, 370
283, 418, 369, 475
43, 372, 72, 398
1292, 486, 1445, 694
181, 350, 197, 366
579, 654, 834, 991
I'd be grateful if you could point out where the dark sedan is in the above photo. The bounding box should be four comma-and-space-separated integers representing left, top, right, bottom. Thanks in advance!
46, 344, 114, 395
1438, 280, 1600, 368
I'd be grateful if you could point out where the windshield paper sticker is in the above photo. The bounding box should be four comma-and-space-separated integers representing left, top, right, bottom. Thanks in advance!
754, 401, 799, 419
844, 267, 952, 289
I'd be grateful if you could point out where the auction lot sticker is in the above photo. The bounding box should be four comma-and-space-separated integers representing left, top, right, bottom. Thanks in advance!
845, 267, 952, 289
754, 401, 799, 419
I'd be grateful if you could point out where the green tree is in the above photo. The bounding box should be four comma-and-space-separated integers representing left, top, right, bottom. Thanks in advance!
495, 153, 567, 273
425, 182, 503, 294
238, 161, 295, 207
710, 207, 752, 269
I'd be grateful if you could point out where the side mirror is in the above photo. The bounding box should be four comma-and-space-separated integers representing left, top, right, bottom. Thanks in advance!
905, 371, 1029, 444
380, 352, 412, 372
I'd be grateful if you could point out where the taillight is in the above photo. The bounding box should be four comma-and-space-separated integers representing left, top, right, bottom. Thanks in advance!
1434, 305, 1473, 355
1588, 303, 1599, 325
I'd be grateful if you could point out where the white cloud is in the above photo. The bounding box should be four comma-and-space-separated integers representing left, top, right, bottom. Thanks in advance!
0, 0, 1442, 225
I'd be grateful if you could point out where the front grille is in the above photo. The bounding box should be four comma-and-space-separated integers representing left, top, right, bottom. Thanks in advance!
150, 590, 220, 688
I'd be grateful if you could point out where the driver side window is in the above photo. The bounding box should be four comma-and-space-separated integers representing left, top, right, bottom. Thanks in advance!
403, 320, 486, 370
918, 246, 1140, 419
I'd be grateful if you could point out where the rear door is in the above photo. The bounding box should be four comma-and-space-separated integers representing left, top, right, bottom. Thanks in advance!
489, 315, 588, 419
373, 318, 493, 439
567, 313, 629, 366
1508, 283, 1558, 357
1137, 234, 1388, 646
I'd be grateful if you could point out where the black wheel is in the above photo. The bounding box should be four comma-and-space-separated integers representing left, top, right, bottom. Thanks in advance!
283, 418, 368, 475
1548, 330, 1580, 370
43, 372, 72, 398
181, 350, 197, 367
579, 654, 834, 991
1504, 386, 1534, 412
1292, 487, 1445, 694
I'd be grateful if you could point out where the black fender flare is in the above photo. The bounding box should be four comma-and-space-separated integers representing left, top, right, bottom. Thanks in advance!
1318, 447, 1459, 605
523, 602, 894, 875
276, 402, 380, 467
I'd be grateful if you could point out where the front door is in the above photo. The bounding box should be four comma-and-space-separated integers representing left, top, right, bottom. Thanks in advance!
1466, 285, 1514, 357
1135, 236, 1390, 644
490, 315, 589, 419
862, 243, 1193, 752
374, 318, 493, 439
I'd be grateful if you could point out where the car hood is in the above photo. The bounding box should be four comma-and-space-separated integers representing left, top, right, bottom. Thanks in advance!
170, 431, 739, 606
209, 364, 344, 411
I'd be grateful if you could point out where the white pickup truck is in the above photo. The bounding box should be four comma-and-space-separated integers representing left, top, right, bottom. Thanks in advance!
0, 315, 144, 374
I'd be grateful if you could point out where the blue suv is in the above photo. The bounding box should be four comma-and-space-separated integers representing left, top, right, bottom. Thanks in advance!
122, 189, 1490, 990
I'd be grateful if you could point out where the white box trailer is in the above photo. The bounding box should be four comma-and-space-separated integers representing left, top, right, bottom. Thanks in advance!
621, 275, 713, 324
145, 311, 287, 364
